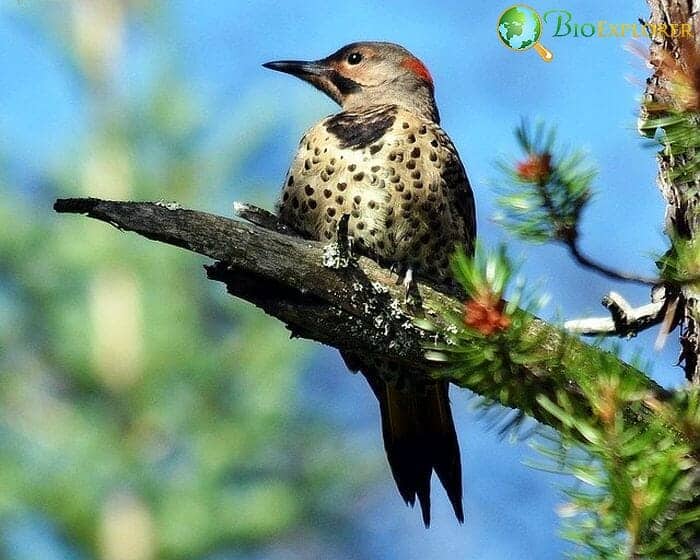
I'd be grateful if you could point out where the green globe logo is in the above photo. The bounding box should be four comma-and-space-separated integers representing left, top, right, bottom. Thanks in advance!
497, 5, 553, 62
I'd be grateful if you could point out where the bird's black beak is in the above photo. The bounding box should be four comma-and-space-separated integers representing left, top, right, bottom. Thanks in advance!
263, 58, 360, 106
262, 59, 327, 79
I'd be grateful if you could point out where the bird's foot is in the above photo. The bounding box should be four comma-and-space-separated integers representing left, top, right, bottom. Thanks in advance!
402, 266, 415, 303
397, 265, 423, 313
322, 213, 354, 269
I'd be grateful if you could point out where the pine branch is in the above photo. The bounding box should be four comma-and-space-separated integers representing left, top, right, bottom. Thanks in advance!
497, 121, 660, 287
53, 197, 678, 447
566, 241, 659, 286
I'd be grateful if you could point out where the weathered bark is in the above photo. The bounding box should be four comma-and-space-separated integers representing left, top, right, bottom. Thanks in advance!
644, 0, 700, 383
54, 197, 676, 447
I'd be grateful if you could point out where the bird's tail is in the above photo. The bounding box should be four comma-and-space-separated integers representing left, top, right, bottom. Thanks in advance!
343, 353, 463, 526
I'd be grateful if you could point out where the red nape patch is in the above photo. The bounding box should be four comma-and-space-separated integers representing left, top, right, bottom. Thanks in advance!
402, 57, 433, 86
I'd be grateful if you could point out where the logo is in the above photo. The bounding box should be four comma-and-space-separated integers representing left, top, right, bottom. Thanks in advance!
497, 5, 693, 62
497, 5, 554, 62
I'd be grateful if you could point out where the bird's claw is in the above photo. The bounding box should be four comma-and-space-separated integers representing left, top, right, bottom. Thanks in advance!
322, 213, 354, 269
399, 266, 423, 314
402, 267, 415, 304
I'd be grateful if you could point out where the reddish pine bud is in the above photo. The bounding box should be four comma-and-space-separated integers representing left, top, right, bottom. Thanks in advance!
516, 152, 552, 183
463, 294, 511, 336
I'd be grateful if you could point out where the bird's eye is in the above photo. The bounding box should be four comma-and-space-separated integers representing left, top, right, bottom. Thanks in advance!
347, 52, 363, 65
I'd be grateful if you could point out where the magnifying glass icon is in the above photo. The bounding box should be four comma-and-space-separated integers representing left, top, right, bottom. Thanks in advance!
497, 5, 553, 62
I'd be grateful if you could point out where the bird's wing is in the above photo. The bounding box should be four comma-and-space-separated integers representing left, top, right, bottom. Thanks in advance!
434, 126, 477, 256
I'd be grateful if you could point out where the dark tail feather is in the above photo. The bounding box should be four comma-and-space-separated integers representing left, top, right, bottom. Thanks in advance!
382, 380, 433, 525
355, 362, 463, 526
425, 382, 464, 523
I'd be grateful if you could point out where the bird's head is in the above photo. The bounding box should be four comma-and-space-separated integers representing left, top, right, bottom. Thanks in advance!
264, 41, 439, 123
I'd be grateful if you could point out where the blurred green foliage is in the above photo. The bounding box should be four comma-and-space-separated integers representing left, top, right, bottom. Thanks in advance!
0, 3, 377, 559
495, 121, 594, 245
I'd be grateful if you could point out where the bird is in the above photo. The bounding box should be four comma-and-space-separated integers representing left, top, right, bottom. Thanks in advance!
264, 41, 476, 526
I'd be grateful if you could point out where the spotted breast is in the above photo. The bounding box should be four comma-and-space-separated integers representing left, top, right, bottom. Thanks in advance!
277, 104, 475, 281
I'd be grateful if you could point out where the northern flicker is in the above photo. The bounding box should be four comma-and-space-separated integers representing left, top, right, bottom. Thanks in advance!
264, 42, 476, 526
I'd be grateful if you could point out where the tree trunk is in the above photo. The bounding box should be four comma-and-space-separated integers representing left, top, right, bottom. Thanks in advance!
643, 0, 700, 383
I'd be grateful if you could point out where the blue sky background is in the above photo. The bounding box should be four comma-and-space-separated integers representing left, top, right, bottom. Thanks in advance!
0, 1, 682, 558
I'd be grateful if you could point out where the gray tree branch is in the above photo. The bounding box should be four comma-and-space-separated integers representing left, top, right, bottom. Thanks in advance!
565, 291, 666, 337
54, 197, 676, 446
